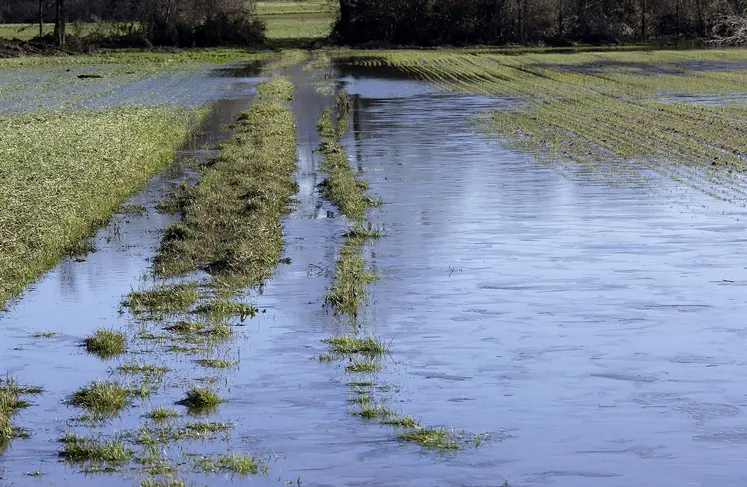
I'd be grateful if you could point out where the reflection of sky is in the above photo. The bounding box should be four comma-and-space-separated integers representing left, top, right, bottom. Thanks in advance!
339, 90, 747, 486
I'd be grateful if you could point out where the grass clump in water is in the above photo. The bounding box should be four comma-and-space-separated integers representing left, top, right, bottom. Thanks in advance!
325, 243, 376, 317
66, 380, 130, 416
342, 222, 382, 242
193, 299, 258, 321
398, 427, 459, 450
351, 403, 393, 420
59, 432, 133, 464
177, 386, 223, 413
123, 282, 199, 315
140, 478, 185, 487
0, 377, 43, 445
323, 335, 388, 355
116, 363, 170, 376
195, 358, 234, 369
194, 452, 261, 475
345, 358, 382, 373
146, 406, 179, 421
84, 328, 126, 359
383, 413, 420, 428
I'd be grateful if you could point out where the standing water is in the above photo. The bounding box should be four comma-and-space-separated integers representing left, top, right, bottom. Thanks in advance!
1, 59, 747, 487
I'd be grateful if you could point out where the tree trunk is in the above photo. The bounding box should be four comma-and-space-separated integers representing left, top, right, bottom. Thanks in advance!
695, 0, 705, 36
53, 0, 65, 47
557, 0, 563, 36
676, 0, 681, 35
39, 0, 44, 38
639, 0, 646, 39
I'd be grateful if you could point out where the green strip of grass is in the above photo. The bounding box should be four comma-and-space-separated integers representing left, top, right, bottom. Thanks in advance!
0, 106, 198, 309
155, 77, 297, 290
0, 377, 43, 446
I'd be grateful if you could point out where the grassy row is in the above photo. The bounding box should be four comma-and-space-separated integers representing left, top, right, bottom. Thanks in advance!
54, 76, 299, 480
0, 106, 197, 309
317, 92, 378, 221
312, 82, 486, 450
155, 76, 297, 289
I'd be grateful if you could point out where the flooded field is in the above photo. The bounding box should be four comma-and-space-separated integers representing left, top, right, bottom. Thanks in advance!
2, 49, 747, 487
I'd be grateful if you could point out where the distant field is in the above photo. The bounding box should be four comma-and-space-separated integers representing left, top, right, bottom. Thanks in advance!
0, 1, 337, 42
258, 0, 337, 40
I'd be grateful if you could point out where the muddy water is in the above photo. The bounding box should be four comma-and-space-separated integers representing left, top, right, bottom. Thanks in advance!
3, 59, 747, 487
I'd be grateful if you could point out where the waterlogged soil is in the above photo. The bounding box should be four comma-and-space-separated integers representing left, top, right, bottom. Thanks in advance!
2, 58, 747, 487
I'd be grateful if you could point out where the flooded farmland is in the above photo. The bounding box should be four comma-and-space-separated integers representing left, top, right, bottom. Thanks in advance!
2, 50, 747, 487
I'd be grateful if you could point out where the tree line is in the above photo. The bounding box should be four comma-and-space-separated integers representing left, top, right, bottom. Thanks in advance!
334, 0, 747, 45
0, 0, 265, 46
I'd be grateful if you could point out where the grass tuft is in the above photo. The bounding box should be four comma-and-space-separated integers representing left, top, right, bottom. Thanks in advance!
177, 386, 223, 413
84, 328, 126, 359
323, 335, 388, 355
195, 358, 234, 369
146, 406, 179, 421
59, 432, 133, 463
345, 357, 381, 374
398, 427, 459, 450
66, 380, 130, 416
123, 282, 199, 315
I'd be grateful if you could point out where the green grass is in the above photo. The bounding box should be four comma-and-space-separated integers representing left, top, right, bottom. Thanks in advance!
345, 358, 382, 373
193, 299, 258, 321
351, 403, 393, 420
123, 282, 199, 315
316, 104, 376, 221
382, 413, 420, 428
178, 386, 223, 413
325, 241, 377, 317
146, 406, 180, 421
398, 427, 459, 450
257, 0, 336, 40
195, 358, 235, 368
59, 432, 133, 463
135, 421, 232, 444
0, 377, 43, 445
140, 478, 186, 487
84, 328, 127, 359
116, 363, 170, 376
0, 106, 196, 309
154, 77, 297, 294
336, 48, 747, 203
194, 452, 261, 475
323, 335, 388, 355
66, 380, 130, 416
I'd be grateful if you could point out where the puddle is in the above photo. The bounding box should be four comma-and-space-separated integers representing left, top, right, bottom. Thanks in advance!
3, 59, 747, 487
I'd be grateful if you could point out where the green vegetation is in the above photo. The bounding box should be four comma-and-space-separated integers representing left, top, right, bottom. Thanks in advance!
316, 104, 375, 221
123, 283, 200, 315
323, 335, 388, 355
146, 407, 180, 421
140, 478, 186, 487
325, 242, 377, 317
0, 377, 43, 445
135, 421, 232, 444
351, 403, 393, 420
178, 386, 223, 413
66, 381, 131, 416
338, 49, 747, 202
0, 106, 196, 309
193, 299, 258, 320
155, 77, 297, 290
195, 358, 235, 368
193, 452, 262, 475
84, 328, 127, 359
398, 427, 460, 450
116, 363, 170, 376
257, 0, 336, 41
345, 358, 382, 373
59, 432, 133, 464
382, 413, 419, 428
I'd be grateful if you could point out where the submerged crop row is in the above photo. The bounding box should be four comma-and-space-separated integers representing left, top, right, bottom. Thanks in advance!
0, 106, 198, 309
312, 80, 488, 451
333, 48, 747, 202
